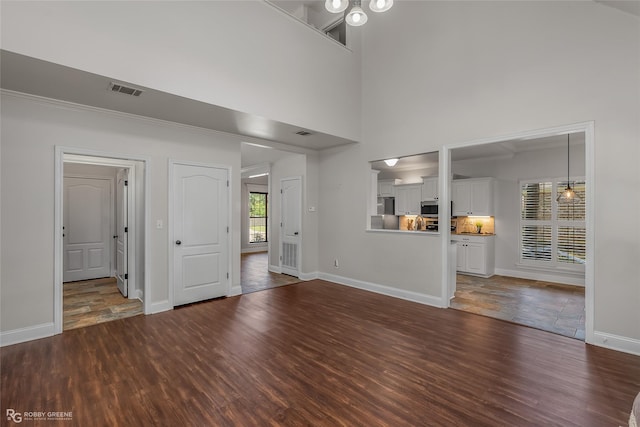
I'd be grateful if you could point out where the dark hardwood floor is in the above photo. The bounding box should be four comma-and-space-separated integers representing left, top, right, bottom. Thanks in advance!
2, 280, 639, 426
241, 251, 300, 294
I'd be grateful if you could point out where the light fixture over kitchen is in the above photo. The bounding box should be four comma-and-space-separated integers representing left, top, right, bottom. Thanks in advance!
557, 134, 581, 204
326, 0, 393, 27
384, 158, 399, 167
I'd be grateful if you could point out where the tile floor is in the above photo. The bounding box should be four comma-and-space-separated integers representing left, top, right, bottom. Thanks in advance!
241, 251, 301, 294
450, 274, 585, 340
63, 277, 143, 331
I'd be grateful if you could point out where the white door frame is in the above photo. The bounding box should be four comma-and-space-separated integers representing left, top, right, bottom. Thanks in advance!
167, 159, 233, 308
54, 146, 151, 334
279, 176, 302, 277
440, 121, 595, 344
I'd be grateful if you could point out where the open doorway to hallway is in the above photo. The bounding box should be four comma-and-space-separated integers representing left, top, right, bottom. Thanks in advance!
240, 142, 306, 294
59, 156, 146, 331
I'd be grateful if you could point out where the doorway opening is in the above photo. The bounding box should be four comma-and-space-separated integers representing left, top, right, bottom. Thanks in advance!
441, 122, 593, 342
54, 148, 149, 334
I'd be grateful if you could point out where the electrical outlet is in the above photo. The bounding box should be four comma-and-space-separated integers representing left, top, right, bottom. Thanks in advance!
334, 259, 339, 268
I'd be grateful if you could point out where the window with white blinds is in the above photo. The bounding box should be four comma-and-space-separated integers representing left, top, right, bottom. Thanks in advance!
520, 179, 585, 270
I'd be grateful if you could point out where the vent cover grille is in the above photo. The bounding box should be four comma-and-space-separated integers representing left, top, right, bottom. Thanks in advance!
295, 130, 312, 136
109, 82, 143, 97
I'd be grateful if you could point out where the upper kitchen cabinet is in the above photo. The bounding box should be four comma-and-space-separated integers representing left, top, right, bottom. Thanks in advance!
378, 179, 401, 197
421, 177, 438, 201
394, 183, 422, 215
452, 178, 494, 216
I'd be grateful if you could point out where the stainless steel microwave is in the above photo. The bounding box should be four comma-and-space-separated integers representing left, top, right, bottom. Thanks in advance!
420, 201, 438, 217
420, 201, 453, 217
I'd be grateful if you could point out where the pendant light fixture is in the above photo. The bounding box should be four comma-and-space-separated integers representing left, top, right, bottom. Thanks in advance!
326, 0, 393, 27
325, 0, 349, 14
557, 134, 581, 203
346, 0, 368, 26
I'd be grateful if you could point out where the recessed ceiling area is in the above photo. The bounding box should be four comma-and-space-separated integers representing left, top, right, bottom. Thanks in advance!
0, 50, 357, 152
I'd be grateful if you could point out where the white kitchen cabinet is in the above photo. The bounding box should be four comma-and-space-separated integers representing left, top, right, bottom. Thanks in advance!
421, 177, 438, 201
451, 234, 495, 277
378, 179, 401, 197
452, 178, 494, 216
394, 184, 422, 215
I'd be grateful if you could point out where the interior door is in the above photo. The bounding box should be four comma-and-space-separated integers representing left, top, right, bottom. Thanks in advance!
172, 163, 229, 306
115, 169, 128, 297
280, 177, 301, 277
63, 177, 112, 282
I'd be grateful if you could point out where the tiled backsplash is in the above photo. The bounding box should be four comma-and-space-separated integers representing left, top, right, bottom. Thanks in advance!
454, 216, 495, 234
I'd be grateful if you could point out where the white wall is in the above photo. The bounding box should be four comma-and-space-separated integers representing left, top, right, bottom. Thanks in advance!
0, 1, 361, 141
0, 93, 242, 332
319, 1, 639, 342
452, 144, 587, 284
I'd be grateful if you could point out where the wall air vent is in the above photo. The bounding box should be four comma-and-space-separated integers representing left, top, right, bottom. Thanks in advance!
295, 130, 312, 136
109, 82, 143, 97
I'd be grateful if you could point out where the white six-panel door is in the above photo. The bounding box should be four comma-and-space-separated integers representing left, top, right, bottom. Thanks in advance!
172, 163, 229, 306
280, 177, 301, 277
63, 177, 112, 282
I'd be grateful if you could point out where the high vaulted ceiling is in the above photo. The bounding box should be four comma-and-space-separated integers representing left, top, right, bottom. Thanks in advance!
0, 50, 357, 153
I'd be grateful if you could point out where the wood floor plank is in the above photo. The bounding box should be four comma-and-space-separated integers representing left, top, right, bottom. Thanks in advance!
2, 280, 639, 426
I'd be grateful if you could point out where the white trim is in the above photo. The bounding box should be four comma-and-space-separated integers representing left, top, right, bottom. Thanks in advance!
298, 271, 319, 281
228, 285, 243, 297
319, 273, 445, 308
241, 246, 268, 254
494, 268, 585, 287
0, 323, 55, 347
168, 160, 233, 306
592, 331, 640, 356
269, 264, 282, 274
55, 146, 151, 336
149, 300, 172, 314
442, 121, 596, 345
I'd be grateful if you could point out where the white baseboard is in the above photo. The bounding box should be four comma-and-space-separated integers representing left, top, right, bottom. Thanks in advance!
591, 331, 640, 356
299, 271, 319, 281
241, 247, 268, 254
149, 300, 172, 314
0, 322, 55, 347
130, 289, 143, 301
318, 272, 445, 308
494, 268, 585, 287
269, 264, 281, 274
228, 285, 243, 297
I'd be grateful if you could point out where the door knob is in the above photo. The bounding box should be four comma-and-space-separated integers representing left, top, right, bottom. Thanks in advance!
176, 240, 182, 245
294, 232, 299, 235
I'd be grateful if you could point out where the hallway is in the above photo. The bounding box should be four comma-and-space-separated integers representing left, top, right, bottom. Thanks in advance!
241, 252, 300, 294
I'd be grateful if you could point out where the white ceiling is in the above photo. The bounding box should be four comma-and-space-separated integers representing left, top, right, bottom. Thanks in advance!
241, 142, 299, 169
0, 50, 357, 154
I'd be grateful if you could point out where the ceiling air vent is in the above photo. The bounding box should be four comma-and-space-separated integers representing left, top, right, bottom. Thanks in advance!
295, 130, 312, 136
109, 82, 143, 97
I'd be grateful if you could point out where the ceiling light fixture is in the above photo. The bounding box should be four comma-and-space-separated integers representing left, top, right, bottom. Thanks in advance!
384, 158, 399, 167
248, 173, 269, 179
327, 0, 393, 27
557, 134, 581, 204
